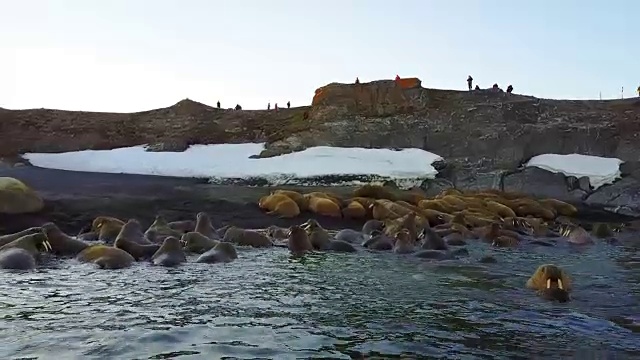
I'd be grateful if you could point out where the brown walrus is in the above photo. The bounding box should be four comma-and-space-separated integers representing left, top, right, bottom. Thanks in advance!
287, 225, 313, 255
151, 236, 186, 267
362, 230, 394, 251
0, 226, 42, 247
393, 229, 415, 254
196, 241, 238, 263
0, 233, 51, 269
181, 231, 219, 254
76, 245, 135, 269
167, 219, 196, 233
301, 219, 331, 250
559, 224, 595, 245
91, 216, 126, 243
526, 264, 572, 302
41, 222, 90, 257
418, 227, 448, 251
144, 215, 183, 243
114, 220, 161, 260
194, 212, 219, 239
223, 226, 273, 248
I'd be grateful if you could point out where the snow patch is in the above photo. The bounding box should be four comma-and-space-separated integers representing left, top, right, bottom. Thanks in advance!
526, 153, 622, 189
22, 143, 442, 188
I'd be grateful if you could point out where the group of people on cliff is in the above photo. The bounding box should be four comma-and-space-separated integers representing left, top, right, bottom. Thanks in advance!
216, 101, 292, 111
467, 76, 513, 94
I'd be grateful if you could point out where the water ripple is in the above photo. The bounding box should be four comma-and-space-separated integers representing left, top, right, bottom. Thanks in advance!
1, 240, 639, 359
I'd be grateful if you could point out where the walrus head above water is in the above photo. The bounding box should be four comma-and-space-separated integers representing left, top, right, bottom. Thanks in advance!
559, 224, 594, 245
526, 264, 572, 302
301, 219, 322, 232
0, 232, 52, 256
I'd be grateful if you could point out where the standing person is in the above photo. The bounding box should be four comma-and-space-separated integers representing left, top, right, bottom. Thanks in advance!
506, 85, 513, 94
467, 75, 473, 90
268, 102, 271, 110
287, 101, 290, 109
275, 103, 278, 112
395, 74, 401, 81
216, 100, 220, 109
355, 77, 360, 84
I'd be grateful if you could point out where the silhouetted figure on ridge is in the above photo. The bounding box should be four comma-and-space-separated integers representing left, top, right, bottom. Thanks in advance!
275, 103, 278, 112
216, 100, 220, 108
235, 104, 242, 111
474, 85, 480, 90
355, 77, 360, 84
287, 101, 290, 109
467, 75, 473, 90
268, 102, 271, 110
506, 85, 513, 94
395, 74, 401, 81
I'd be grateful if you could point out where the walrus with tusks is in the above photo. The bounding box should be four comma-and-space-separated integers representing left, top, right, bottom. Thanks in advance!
196, 242, 238, 263
144, 215, 183, 243
41, 222, 90, 257
114, 220, 161, 260
91, 216, 126, 243
0, 233, 52, 269
301, 219, 332, 250
76, 245, 135, 269
194, 212, 219, 239
526, 264, 572, 302
151, 236, 187, 267
393, 229, 415, 254
418, 227, 448, 251
362, 229, 394, 251
181, 231, 219, 254
287, 225, 313, 255
0, 227, 42, 247
362, 220, 385, 237
223, 226, 273, 248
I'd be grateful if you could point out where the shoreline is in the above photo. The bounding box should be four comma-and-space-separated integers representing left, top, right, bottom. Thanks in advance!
0, 165, 635, 234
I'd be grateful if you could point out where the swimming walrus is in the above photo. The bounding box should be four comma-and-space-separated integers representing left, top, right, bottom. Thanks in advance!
287, 225, 313, 256
362, 219, 385, 236
0, 227, 43, 247
194, 212, 220, 239
76, 245, 135, 269
559, 224, 595, 245
181, 231, 219, 254
114, 220, 161, 260
41, 222, 90, 257
223, 226, 273, 248
167, 219, 196, 233
91, 216, 126, 243
151, 236, 187, 267
144, 215, 183, 243
334, 229, 365, 244
418, 227, 448, 251
393, 229, 415, 254
362, 229, 394, 251
526, 264, 572, 302
0, 233, 52, 270
196, 242, 238, 264
301, 219, 331, 250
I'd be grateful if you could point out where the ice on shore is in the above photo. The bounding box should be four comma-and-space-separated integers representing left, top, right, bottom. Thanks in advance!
22, 143, 443, 188
526, 153, 623, 189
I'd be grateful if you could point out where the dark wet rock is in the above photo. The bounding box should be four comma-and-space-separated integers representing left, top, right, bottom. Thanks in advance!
502, 167, 586, 203
529, 240, 555, 247
420, 178, 455, 197
456, 169, 504, 191
620, 161, 640, 180
584, 178, 640, 217
414, 249, 453, 260
445, 236, 467, 246
144, 142, 189, 152
450, 248, 469, 257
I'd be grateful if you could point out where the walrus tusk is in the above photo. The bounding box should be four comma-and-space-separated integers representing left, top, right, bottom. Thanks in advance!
43, 240, 52, 252
546, 278, 551, 289
557, 279, 564, 290
96, 223, 103, 229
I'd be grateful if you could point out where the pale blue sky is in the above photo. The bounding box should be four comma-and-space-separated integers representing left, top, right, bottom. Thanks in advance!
0, 0, 636, 112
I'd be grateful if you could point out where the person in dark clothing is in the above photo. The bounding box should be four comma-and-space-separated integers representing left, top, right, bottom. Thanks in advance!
467, 75, 473, 90
355, 77, 360, 84
274, 103, 278, 112
235, 104, 242, 110
267, 102, 271, 110
474, 85, 480, 90
216, 100, 220, 108
506, 85, 514, 94
287, 101, 290, 109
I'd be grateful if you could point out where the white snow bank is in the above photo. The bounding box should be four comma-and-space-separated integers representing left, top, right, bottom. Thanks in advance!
526, 153, 623, 189
22, 143, 442, 188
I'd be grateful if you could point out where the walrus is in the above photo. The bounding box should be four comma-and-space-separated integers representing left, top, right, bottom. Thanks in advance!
384, 212, 420, 242
591, 223, 614, 238
301, 219, 332, 250
223, 226, 273, 248
114, 220, 161, 260
266, 225, 289, 241
362, 219, 385, 236
113, 219, 151, 245
259, 194, 301, 218
167, 219, 196, 233
526, 264, 572, 302
413, 249, 454, 260
196, 241, 238, 263
194, 212, 220, 239
324, 240, 358, 253
485, 200, 517, 219
348, 197, 376, 217
335, 229, 365, 244
144, 215, 183, 243
305, 195, 341, 218
352, 184, 397, 201
435, 188, 463, 198
418, 227, 448, 250
91, 216, 125, 243
181, 231, 219, 253
538, 198, 578, 217
362, 229, 394, 251
492, 235, 519, 248
342, 200, 367, 219
444, 233, 467, 246
76, 245, 135, 269
0, 226, 42, 247
393, 229, 415, 254
0, 233, 51, 269
273, 189, 308, 211
304, 191, 344, 207
418, 199, 457, 214
287, 225, 313, 255
41, 222, 90, 257
151, 236, 186, 267
559, 224, 594, 245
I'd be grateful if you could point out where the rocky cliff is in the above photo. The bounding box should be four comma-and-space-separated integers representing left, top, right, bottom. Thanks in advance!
2, 78, 640, 216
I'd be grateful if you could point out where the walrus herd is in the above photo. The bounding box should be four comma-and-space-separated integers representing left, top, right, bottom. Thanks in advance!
0, 185, 632, 304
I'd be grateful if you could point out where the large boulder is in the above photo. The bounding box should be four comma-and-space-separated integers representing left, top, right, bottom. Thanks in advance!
502, 167, 587, 203
0, 177, 44, 214
584, 178, 640, 217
